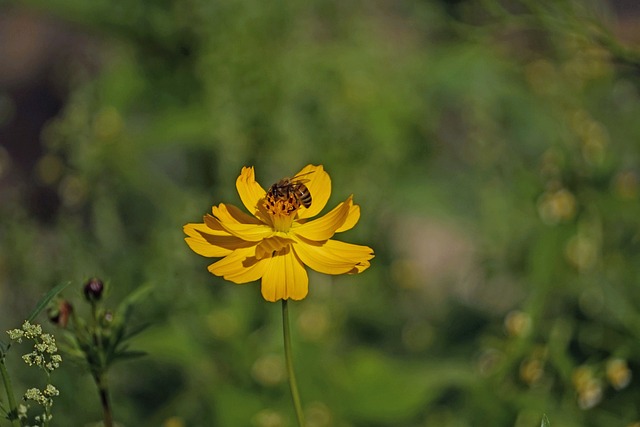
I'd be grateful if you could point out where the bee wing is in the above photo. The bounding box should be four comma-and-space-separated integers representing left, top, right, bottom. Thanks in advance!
290, 170, 315, 184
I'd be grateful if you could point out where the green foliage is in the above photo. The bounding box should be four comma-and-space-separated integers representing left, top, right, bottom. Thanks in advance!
49, 279, 149, 426
26, 283, 72, 325
1, 0, 640, 425
1, 283, 70, 356
56, 281, 149, 372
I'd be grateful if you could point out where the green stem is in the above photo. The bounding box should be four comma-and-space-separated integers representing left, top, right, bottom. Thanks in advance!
282, 300, 305, 427
95, 373, 113, 427
0, 359, 21, 427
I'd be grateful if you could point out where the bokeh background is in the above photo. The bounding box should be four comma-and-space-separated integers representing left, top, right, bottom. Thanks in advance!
2, 0, 640, 426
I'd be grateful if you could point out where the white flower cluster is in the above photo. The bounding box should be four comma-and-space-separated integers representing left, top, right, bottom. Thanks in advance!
6, 321, 62, 427
8, 321, 62, 373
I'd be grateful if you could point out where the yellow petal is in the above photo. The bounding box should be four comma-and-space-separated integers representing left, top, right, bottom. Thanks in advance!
293, 237, 374, 275
321, 238, 374, 260
213, 203, 263, 225
217, 221, 274, 242
185, 220, 226, 236
322, 240, 375, 274
292, 196, 352, 241
295, 164, 331, 220
260, 248, 308, 302
335, 203, 360, 233
207, 246, 268, 283
236, 166, 268, 219
322, 239, 374, 273
184, 221, 254, 257
212, 203, 274, 241
255, 236, 294, 260
202, 214, 229, 233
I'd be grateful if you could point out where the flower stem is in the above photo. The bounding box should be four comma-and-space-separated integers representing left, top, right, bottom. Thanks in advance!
282, 300, 305, 427
95, 373, 113, 427
0, 358, 21, 427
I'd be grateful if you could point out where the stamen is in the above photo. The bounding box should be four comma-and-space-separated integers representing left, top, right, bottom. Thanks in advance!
264, 193, 301, 217
263, 193, 300, 232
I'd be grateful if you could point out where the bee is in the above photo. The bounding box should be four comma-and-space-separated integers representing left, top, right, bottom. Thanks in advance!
267, 171, 313, 210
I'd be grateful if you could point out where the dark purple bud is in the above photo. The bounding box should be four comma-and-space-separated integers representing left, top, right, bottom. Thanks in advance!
83, 278, 104, 302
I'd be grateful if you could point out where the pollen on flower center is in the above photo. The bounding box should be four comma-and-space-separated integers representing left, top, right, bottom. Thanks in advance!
264, 191, 302, 217
263, 192, 301, 232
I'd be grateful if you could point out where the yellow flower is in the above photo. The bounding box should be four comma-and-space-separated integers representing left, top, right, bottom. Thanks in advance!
184, 164, 374, 302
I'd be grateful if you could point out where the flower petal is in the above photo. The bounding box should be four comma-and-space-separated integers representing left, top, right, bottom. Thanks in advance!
293, 237, 374, 275
217, 221, 275, 242
295, 164, 331, 220
212, 204, 274, 241
335, 203, 360, 233
207, 246, 268, 283
292, 196, 352, 241
236, 166, 268, 219
322, 239, 374, 273
261, 248, 308, 302
203, 214, 230, 232
213, 203, 263, 225
184, 220, 254, 257
255, 236, 295, 260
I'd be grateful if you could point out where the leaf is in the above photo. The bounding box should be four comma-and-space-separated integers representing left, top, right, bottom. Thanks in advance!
0, 340, 9, 356
57, 344, 87, 361
121, 322, 151, 341
541, 414, 551, 427
116, 284, 154, 320
0, 401, 7, 417
26, 281, 72, 323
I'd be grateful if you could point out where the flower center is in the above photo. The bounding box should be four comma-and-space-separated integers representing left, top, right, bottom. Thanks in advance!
263, 192, 301, 232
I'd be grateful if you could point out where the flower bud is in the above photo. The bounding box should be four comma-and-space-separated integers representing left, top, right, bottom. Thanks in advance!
83, 278, 104, 302
103, 311, 114, 324
48, 300, 73, 328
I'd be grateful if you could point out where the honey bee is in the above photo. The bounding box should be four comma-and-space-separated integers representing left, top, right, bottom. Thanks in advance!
267, 171, 313, 210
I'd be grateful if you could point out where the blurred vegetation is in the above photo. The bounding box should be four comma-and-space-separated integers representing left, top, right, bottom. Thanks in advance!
1, 0, 640, 426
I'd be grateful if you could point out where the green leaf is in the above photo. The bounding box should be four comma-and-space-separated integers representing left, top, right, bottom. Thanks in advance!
121, 322, 151, 341
541, 414, 550, 427
0, 340, 9, 356
26, 281, 72, 323
116, 284, 154, 320
57, 344, 87, 361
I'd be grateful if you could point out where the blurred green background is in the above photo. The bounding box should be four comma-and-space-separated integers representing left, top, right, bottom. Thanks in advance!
2, 0, 640, 426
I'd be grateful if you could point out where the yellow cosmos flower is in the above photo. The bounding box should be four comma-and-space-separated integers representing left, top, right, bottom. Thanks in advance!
184, 164, 374, 302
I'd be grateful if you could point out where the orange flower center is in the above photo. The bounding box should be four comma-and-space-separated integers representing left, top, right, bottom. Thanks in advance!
263, 192, 300, 232
264, 190, 302, 215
